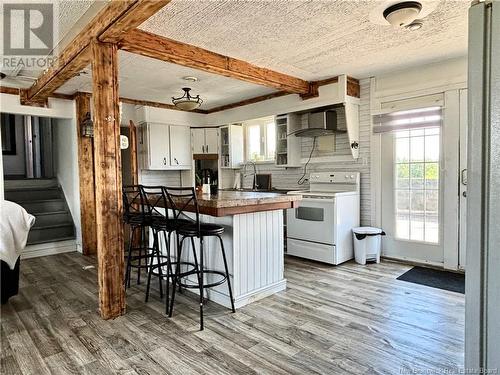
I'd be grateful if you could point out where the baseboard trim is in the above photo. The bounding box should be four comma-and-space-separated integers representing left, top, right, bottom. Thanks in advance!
204, 279, 288, 309
22, 240, 77, 259
381, 255, 449, 270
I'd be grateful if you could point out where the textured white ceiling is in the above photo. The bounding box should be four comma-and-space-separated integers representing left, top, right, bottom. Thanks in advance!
56, 51, 276, 109
5, 0, 470, 110
140, 0, 469, 80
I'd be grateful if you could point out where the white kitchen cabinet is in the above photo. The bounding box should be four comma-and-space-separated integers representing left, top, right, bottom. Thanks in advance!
169, 125, 192, 168
275, 113, 301, 167
191, 128, 219, 154
205, 128, 219, 154
191, 128, 206, 154
220, 124, 244, 169
139, 123, 191, 170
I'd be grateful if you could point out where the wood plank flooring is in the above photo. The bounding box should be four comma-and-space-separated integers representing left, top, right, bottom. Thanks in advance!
1, 253, 464, 374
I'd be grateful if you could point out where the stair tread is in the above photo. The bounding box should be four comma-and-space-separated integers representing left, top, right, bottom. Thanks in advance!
30, 223, 75, 230
4, 186, 60, 192
33, 210, 70, 216
27, 236, 76, 245
16, 198, 65, 204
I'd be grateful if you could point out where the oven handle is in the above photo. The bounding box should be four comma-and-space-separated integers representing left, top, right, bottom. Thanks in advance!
295, 197, 335, 204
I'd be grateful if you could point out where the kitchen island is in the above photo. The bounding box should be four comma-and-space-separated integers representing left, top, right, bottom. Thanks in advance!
157, 191, 301, 309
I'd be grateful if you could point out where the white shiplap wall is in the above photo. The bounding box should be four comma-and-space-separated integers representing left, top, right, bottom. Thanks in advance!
222, 78, 372, 226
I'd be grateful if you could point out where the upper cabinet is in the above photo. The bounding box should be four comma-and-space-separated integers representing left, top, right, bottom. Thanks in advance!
220, 124, 244, 169
275, 114, 301, 167
139, 123, 191, 170
191, 128, 219, 154
169, 125, 192, 168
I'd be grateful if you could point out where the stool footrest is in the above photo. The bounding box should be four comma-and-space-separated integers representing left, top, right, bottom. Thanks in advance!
176, 270, 228, 289
150, 261, 196, 278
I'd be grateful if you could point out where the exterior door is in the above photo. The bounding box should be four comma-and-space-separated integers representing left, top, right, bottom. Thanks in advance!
381, 125, 444, 264
459, 89, 468, 269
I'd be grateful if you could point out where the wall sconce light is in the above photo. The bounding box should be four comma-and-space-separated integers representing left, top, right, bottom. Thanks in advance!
81, 112, 93, 138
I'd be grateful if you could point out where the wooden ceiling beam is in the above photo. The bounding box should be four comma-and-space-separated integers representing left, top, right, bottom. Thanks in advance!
205, 75, 359, 114
119, 97, 208, 114
205, 92, 291, 114
119, 29, 314, 96
23, 0, 170, 104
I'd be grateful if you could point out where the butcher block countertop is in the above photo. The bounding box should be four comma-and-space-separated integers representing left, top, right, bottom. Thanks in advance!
160, 190, 302, 217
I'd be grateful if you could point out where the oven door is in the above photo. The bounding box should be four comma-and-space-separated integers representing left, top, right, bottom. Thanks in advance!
287, 197, 335, 245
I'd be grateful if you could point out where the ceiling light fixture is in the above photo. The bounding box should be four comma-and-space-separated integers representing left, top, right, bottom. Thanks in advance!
405, 20, 423, 30
172, 87, 203, 111
183, 76, 198, 82
383, 1, 422, 27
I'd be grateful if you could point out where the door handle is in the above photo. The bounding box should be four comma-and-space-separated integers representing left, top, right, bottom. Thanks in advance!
461, 169, 467, 185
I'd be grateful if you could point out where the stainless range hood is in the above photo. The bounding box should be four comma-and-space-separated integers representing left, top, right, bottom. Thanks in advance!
293, 106, 347, 138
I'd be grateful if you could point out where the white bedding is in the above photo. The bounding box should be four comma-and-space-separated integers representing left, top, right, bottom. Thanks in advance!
0, 200, 36, 269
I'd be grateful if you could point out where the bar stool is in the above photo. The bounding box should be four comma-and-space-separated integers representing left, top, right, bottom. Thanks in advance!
166, 187, 235, 331
122, 185, 157, 289
141, 186, 193, 311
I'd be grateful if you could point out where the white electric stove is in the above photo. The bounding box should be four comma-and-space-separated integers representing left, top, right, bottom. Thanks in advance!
286, 171, 360, 265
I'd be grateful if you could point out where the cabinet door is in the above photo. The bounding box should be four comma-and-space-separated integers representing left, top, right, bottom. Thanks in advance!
229, 125, 244, 168
191, 128, 205, 154
148, 123, 169, 169
205, 128, 219, 154
169, 125, 191, 168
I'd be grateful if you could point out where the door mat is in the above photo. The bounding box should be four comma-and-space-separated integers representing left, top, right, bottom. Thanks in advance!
396, 266, 465, 294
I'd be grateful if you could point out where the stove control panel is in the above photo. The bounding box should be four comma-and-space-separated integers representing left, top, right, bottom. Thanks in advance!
309, 172, 360, 184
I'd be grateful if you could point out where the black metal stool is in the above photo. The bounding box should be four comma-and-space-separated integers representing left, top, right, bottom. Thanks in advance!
122, 185, 157, 289
166, 187, 235, 331
141, 186, 194, 311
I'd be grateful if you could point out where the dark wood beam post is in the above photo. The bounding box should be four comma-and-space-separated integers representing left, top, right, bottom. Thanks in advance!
75, 92, 97, 255
91, 39, 125, 319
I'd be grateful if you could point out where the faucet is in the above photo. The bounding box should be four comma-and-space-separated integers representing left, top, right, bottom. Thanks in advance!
241, 160, 258, 190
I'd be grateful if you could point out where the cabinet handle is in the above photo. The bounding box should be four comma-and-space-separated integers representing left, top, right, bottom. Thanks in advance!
163, 157, 166, 165
206, 144, 209, 153
174, 158, 179, 165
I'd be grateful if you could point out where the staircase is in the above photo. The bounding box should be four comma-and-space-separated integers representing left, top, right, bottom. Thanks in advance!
4, 179, 76, 245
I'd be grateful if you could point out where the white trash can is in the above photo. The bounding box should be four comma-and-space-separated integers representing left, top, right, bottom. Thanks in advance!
352, 227, 385, 265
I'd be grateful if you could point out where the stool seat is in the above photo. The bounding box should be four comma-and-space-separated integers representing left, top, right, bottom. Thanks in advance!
177, 223, 224, 237
150, 217, 192, 232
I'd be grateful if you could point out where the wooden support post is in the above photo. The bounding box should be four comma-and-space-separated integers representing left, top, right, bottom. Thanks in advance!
91, 40, 125, 319
75, 92, 97, 255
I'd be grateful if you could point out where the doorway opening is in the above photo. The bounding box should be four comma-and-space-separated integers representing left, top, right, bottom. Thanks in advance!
1, 113, 55, 180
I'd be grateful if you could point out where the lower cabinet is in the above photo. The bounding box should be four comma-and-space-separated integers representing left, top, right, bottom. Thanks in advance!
139, 123, 191, 170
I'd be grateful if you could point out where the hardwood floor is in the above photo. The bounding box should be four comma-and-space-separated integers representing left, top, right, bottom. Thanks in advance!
1, 253, 464, 374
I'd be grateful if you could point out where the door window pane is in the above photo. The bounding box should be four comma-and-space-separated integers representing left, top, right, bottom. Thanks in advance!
395, 137, 410, 162
425, 135, 440, 161
410, 136, 425, 161
393, 127, 440, 243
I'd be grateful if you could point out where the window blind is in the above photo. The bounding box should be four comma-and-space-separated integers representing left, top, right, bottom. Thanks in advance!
372, 106, 442, 134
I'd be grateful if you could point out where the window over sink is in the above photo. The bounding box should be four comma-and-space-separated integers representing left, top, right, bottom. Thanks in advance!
244, 116, 276, 162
